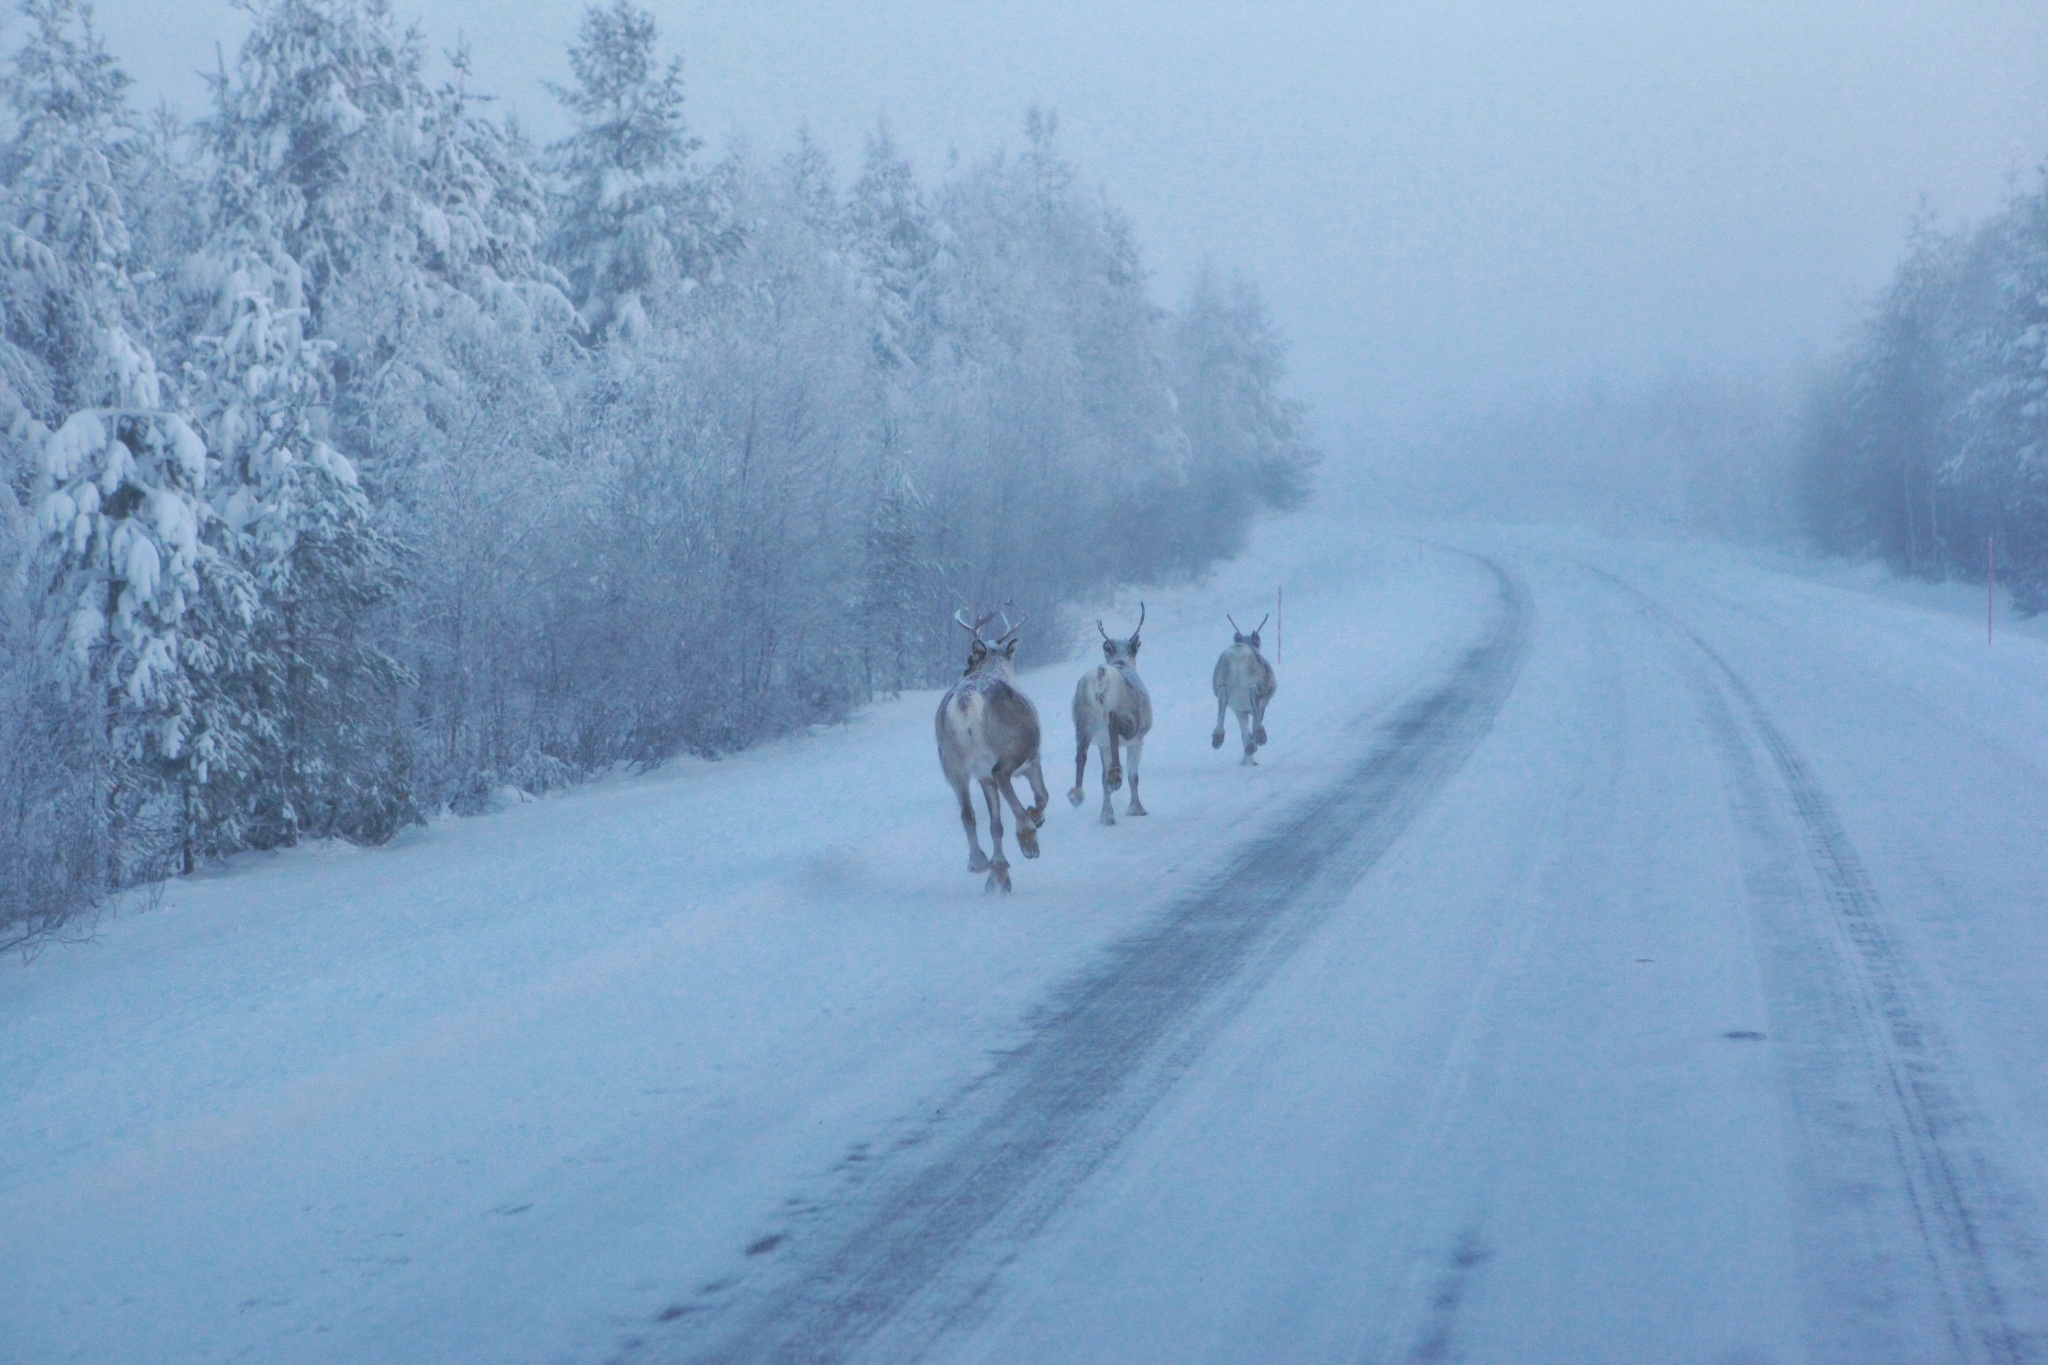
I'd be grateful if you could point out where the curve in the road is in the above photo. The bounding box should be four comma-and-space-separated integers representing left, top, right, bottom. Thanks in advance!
644, 552, 1532, 1365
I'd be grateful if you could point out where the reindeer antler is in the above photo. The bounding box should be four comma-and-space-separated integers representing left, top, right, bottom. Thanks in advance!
1254, 613, 1270, 634
996, 603, 1026, 646
1227, 613, 1242, 634
955, 607, 998, 641
1132, 602, 1145, 638
1096, 619, 1111, 641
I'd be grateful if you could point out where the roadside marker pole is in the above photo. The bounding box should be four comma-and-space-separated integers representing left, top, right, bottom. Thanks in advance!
1989, 532, 1996, 646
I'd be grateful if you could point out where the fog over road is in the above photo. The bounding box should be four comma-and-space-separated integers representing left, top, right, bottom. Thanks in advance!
7, 520, 2048, 1363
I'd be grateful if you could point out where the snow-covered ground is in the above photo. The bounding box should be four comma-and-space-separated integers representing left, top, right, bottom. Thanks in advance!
6, 513, 2048, 1363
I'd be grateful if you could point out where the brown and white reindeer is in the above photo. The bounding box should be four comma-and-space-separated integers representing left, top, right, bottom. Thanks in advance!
935, 608, 1051, 893
1068, 604, 1153, 824
1212, 613, 1278, 764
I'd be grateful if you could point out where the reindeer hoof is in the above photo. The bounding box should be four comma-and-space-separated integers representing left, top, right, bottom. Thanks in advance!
1106, 766, 1122, 792
1067, 787, 1085, 807
1211, 731, 1225, 750
1253, 727, 1268, 746
1017, 824, 1040, 859
985, 865, 1012, 894
1127, 800, 1147, 817
969, 850, 990, 873
1099, 808, 1116, 827
1241, 753, 1257, 766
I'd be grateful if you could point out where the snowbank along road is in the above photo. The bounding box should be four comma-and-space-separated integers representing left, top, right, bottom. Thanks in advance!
5, 516, 2048, 1364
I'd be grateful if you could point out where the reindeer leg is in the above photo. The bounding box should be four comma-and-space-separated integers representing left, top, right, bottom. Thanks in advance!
998, 767, 1040, 858
1252, 695, 1270, 748
1212, 696, 1228, 750
1068, 729, 1089, 807
1098, 739, 1118, 826
1124, 734, 1147, 816
981, 778, 1011, 894
1022, 755, 1050, 827
1237, 707, 1257, 765
954, 774, 989, 872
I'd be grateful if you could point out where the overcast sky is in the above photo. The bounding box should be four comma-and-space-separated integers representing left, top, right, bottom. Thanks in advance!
96, 0, 2048, 454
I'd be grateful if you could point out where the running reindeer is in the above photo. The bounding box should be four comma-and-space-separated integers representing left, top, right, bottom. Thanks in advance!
1068, 604, 1153, 824
1212, 614, 1278, 764
936, 608, 1050, 893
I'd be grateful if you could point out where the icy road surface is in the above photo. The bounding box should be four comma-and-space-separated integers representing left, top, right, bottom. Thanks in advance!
5, 518, 2048, 1364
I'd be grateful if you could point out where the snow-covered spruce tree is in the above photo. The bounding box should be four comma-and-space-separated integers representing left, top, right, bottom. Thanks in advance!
0, 0, 112, 935
0, 469, 108, 948
200, 0, 426, 337
847, 120, 940, 372
0, 0, 124, 455
904, 110, 1184, 632
544, 0, 735, 343
202, 0, 558, 480
199, 0, 583, 828
1162, 268, 1316, 565
579, 144, 869, 758
842, 124, 956, 690
781, 125, 841, 242
5, 0, 262, 879
1948, 195, 2048, 609
1799, 212, 1986, 573
855, 459, 930, 694
182, 219, 413, 847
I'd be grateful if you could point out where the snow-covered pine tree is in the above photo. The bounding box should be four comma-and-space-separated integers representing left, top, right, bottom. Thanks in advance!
544, 0, 734, 342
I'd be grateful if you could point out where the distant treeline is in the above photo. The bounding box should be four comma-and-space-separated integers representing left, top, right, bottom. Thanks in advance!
1802, 181, 2048, 606
0, 0, 1314, 946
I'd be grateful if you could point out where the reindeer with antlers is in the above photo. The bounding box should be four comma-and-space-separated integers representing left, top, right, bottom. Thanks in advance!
1069, 604, 1153, 824
936, 607, 1050, 893
1212, 613, 1278, 764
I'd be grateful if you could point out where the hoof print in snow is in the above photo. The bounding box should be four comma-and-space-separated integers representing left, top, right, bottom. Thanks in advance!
1721, 1030, 1767, 1041
745, 1233, 786, 1257
493, 1203, 531, 1216
656, 1304, 688, 1322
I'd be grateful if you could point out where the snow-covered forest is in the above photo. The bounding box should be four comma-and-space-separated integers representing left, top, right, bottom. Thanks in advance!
1803, 181, 2048, 609
0, 0, 1315, 947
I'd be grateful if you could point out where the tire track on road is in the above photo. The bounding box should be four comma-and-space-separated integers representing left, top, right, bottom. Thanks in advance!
1587, 563, 2047, 1364
640, 553, 1531, 1365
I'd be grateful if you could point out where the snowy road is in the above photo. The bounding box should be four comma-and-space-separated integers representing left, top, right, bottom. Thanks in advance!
6, 522, 2048, 1363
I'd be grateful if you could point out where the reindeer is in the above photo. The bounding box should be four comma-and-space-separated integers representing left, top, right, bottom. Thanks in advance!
1068, 604, 1152, 824
936, 608, 1050, 893
1212, 614, 1277, 764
